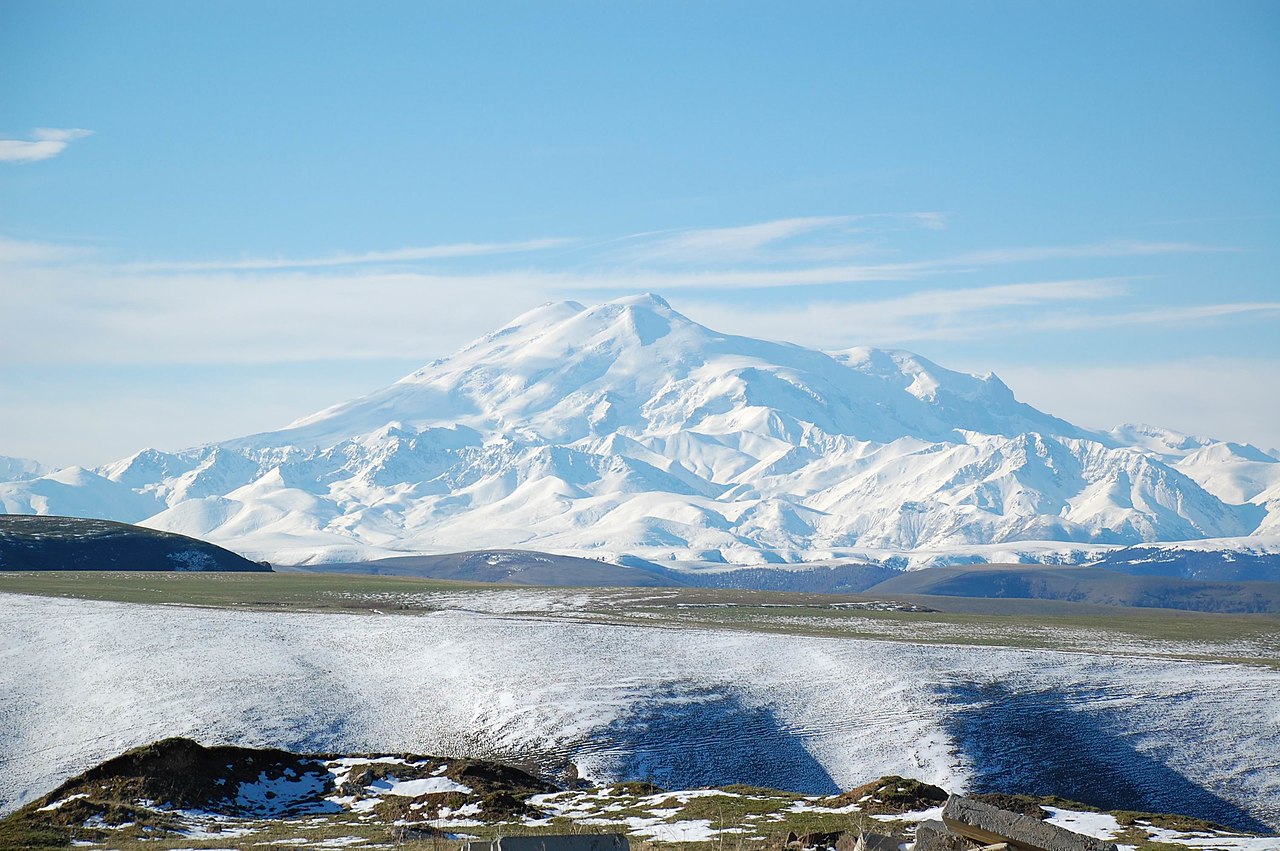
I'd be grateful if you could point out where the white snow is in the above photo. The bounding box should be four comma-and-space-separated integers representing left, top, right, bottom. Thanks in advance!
36, 792, 88, 811
234, 770, 333, 816
366, 776, 470, 797
1044, 807, 1123, 839
4, 295, 1273, 563
629, 818, 718, 842
1141, 827, 1280, 850
2, 591, 1277, 833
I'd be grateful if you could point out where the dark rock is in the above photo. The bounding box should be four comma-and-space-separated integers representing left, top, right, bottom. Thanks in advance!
942, 795, 1117, 851
388, 823, 442, 842
851, 831, 907, 851
914, 820, 975, 851
792, 829, 847, 848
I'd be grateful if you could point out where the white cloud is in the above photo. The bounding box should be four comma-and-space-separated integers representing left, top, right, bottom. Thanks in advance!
682, 279, 1132, 347
0, 235, 89, 264
626, 215, 856, 263
0, 128, 93, 163
1, 219, 1275, 465
1025, 300, 1280, 332
684, 282, 1280, 350
124, 238, 574, 272
947, 240, 1230, 266
610, 213, 947, 266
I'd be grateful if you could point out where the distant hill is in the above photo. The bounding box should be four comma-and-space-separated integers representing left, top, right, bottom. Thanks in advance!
0, 515, 269, 572
308, 548, 682, 586
1090, 545, 1280, 582
866, 563, 1280, 613
307, 549, 902, 592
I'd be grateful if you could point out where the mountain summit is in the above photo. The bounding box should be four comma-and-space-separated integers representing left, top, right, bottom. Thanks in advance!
2, 295, 1274, 564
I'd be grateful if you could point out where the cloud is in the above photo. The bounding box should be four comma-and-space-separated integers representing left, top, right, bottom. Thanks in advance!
683, 279, 1280, 349
0, 221, 1260, 370
947, 240, 1230, 267
628, 216, 856, 263
2, 217, 1275, 464
609, 213, 947, 265
122, 238, 574, 272
0, 128, 93, 163
1027, 300, 1280, 332
0, 235, 90, 265
682, 279, 1132, 347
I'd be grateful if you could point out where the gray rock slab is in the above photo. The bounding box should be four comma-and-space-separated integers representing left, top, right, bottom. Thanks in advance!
941, 796, 1117, 851
853, 830, 907, 851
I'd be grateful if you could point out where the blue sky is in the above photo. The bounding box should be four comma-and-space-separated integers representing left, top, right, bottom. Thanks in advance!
2, 1, 1278, 466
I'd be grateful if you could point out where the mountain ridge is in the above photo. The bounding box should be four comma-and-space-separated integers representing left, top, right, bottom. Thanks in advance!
1, 294, 1275, 566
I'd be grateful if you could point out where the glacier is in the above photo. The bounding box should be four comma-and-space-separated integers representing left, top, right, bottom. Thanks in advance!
2, 293, 1277, 566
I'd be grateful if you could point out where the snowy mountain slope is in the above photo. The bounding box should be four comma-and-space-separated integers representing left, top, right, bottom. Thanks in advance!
2, 294, 1275, 564
0, 466, 163, 524
0, 455, 47, 483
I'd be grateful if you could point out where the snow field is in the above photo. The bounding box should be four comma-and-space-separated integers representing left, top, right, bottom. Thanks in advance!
1, 591, 1277, 833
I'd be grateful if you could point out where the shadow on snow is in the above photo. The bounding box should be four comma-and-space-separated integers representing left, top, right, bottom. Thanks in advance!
582, 686, 839, 795
938, 680, 1273, 834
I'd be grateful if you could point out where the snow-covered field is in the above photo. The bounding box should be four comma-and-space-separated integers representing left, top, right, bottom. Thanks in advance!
1, 591, 1277, 833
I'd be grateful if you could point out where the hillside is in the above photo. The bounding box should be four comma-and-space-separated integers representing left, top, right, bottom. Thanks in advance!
0, 515, 269, 572
0, 295, 1274, 566
310, 548, 686, 586
865, 564, 1280, 613
4, 589, 1278, 835
3, 737, 1269, 851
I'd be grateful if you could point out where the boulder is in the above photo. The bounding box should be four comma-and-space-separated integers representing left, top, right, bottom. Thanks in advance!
851, 830, 907, 851
941, 795, 1117, 851
791, 829, 848, 849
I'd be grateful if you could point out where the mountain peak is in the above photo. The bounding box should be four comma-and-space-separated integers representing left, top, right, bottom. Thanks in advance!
21, 294, 1264, 563
609, 292, 672, 310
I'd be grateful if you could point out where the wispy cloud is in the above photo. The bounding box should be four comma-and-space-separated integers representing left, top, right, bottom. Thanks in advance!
627, 215, 856, 263
609, 213, 947, 265
946, 240, 1230, 267
684, 279, 1132, 347
0, 219, 1261, 369
681, 278, 1279, 349
123, 238, 574, 272
0, 128, 93, 163
0, 235, 92, 265
556, 238, 1221, 292
1028, 300, 1280, 331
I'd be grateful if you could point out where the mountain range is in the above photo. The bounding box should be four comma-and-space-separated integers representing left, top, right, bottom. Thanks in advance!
3, 294, 1278, 567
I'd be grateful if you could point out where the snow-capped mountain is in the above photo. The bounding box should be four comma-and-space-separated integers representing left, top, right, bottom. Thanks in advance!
3, 294, 1275, 564
0, 455, 48, 483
